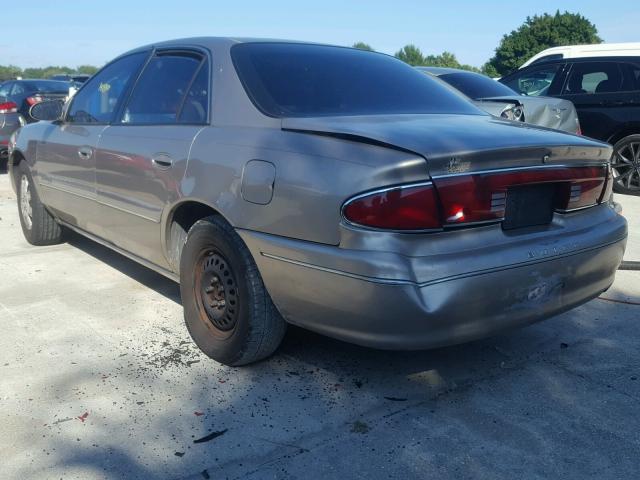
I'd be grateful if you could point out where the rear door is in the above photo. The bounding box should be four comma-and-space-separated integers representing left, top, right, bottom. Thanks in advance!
556, 60, 640, 141
93, 49, 209, 268
35, 52, 148, 231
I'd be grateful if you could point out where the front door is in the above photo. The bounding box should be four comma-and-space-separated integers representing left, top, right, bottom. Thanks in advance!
35, 51, 148, 231
94, 51, 210, 269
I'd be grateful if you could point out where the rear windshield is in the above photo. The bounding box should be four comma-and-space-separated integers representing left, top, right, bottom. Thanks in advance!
231, 43, 481, 118
24, 80, 69, 93
438, 72, 517, 99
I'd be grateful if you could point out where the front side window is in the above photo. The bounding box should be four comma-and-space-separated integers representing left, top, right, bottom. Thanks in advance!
529, 54, 563, 67
231, 43, 481, 117
23, 80, 69, 94
67, 52, 147, 124
563, 62, 624, 95
501, 64, 561, 96
121, 53, 204, 124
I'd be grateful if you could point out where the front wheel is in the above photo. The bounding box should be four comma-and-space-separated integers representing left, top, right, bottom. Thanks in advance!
611, 135, 640, 195
16, 162, 63, 245
179, 216, 286, 366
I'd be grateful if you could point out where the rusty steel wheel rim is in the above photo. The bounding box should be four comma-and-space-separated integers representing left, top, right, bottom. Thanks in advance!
194, 250, 239, 333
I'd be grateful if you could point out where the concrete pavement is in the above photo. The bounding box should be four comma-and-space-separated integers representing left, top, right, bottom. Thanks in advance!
0, 171, 639, 479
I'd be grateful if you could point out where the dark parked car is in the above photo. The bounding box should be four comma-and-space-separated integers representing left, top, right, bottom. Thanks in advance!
0, 95, 24, 169
49, 73, 91, 83
8, 38, 626, 365
500, 56, 640, 195
418, 66, 581, 134
0, 79, 69, 124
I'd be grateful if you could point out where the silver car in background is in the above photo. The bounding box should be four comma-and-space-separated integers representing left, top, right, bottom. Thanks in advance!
8, 38, 626, 365
418, 66, 582, 134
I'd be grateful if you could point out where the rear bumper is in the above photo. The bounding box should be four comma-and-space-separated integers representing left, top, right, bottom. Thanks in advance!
239, 205, 627, 349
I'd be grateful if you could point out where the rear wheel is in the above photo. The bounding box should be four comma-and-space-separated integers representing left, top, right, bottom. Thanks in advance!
16, 162, 63, 245
611, 135, 640, 195
179, 216, 286, 366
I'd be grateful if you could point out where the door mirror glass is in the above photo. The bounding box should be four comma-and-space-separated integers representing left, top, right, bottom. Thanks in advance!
29, 99, 65, 121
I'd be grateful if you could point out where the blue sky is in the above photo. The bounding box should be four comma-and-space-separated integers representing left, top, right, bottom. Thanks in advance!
2, 1, 639, 68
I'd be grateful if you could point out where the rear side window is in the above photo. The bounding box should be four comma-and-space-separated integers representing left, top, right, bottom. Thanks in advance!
231, 43, 481, 117
68, 52, 147, 124
501, 64, 561, 96
121, 53, 205, 125
562, 62, 626, 94
23, 80, 69, 93
178, 60, 209, 124
437, 72, 517, 99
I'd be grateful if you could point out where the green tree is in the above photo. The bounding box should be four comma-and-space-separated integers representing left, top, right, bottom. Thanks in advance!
76, 65, 99, 75
394, 44, 425, 66
481, 62, 500, 78
22, 66, 74, 79
487, 11, 601, 76
424, 51, 459, 68
352, 42, 374, 52
0, 65, 22, 81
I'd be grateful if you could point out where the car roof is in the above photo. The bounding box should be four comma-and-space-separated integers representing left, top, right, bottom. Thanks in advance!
122, 36, 346, 55
520, 55, 640, 68
503, 55, 640, 79
9, 79, 69, 83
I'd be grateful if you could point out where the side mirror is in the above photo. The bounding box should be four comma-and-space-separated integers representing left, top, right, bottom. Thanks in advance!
29, 99, 65, 122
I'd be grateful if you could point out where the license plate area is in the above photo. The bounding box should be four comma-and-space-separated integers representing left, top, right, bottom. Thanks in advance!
502, 183, 557, 230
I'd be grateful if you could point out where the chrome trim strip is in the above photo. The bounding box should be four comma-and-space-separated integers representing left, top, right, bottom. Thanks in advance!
40, 181, 95, 202
58, 219, 180, 283
432, 163, 608, 179
261, 234, 626, 289
557, 202, 599, 213
40, 182, 160, 223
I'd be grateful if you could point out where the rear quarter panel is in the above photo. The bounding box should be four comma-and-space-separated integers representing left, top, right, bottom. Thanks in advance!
181, 126, 430, 245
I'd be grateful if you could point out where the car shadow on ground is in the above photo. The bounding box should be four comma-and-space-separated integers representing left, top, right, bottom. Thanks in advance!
65, 230, 181, 304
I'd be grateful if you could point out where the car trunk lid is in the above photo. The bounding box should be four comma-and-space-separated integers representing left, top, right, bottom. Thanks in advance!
284, 113, 613, 231
281, 113, 609, 176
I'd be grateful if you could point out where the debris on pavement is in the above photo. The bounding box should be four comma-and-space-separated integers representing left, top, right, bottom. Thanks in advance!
193, 429, 228, 444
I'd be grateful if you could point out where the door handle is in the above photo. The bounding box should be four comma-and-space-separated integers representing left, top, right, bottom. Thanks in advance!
151, 154, 173, 170
78, 146, 93, 159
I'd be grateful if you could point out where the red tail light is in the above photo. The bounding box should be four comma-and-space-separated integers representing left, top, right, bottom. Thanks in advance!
343, 166, 608, 231
342, 183, 441, 230
0, 101, 18, 113
435, 166, 607, 226
26, 96, 43, 106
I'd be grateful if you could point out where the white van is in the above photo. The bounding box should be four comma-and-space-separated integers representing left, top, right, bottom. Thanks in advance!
520, 42, 640, 69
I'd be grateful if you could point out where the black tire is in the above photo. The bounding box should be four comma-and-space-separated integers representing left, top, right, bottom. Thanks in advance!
16, 162, 63, 245
611, 135, 640, 196
179, 215, 286, 366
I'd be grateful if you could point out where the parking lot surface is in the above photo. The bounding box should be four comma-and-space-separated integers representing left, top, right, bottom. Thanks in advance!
1, 172, 639, 480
